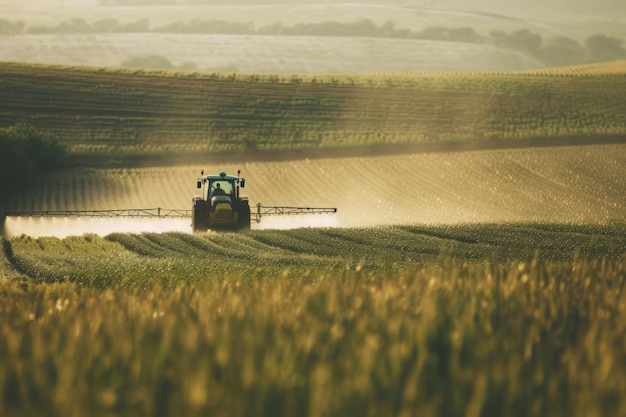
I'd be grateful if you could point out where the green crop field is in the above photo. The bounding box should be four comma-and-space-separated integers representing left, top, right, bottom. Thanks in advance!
1, 224, 626, 416
1, 57, 626, 417
1, 61, 625, 166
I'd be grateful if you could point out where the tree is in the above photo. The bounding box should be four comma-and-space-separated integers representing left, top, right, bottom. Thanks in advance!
0, 19, 25, 35
538, 37, 585, 66
121, 54, 174, 69
489, 29, 542, 53
0, 123, 67, 194
507, 29, 543, 52
585, 35, 625, 61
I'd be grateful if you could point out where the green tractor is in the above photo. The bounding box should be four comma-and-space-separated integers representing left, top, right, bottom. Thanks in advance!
192, 169, 250, 232
3, 168, 336, 235
191, 168, 337, 233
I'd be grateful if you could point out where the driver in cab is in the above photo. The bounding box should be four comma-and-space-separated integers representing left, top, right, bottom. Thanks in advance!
213, 183, 226, 196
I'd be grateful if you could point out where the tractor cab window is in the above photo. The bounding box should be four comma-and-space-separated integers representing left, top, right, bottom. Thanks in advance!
210, 180, 234, 199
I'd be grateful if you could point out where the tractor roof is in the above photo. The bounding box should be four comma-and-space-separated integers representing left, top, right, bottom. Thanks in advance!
201, 171, 239, 181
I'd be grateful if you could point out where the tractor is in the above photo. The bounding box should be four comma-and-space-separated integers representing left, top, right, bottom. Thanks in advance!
2, 168, 337, 235
192, 169, 250, 232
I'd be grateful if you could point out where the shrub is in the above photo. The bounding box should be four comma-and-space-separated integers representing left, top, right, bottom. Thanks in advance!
121, 54, 175, 69
585, 34, 625, 61
0, 18, 25, 35
0, 123, 67, 194
537, 37, 585, 67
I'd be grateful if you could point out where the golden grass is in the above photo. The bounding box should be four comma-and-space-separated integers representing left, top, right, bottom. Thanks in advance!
520, 60, 626, 75
1, 254, 625, 417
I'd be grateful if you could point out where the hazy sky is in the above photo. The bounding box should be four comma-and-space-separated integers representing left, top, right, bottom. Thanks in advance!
1, 0, 623, 72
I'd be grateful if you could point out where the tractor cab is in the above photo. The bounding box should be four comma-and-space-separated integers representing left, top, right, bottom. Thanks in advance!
197, 171, 243, 202
208, 178, 235, 205
193, 169, 250, 231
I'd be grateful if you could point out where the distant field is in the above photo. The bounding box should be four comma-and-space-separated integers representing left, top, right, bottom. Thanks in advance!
0, 2, 546, 75
3, 0, 622, 39
0, 33, 536, 73
2, 1, 623, 76
3, 144, 625, 238
1, 0, 623, 75
0, 1, 591, 35
1, 30, 626, 416
521, 60, 626, 75
1, 61, 625, 165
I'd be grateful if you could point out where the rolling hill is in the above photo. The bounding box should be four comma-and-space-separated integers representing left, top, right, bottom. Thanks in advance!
2, 143, 624, 238
0, 61, 625, 167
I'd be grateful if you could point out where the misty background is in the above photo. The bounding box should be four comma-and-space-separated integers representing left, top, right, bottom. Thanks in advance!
1, 0, 624, 72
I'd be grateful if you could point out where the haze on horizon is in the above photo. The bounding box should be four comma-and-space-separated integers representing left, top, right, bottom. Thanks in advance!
0, 0, 624, 73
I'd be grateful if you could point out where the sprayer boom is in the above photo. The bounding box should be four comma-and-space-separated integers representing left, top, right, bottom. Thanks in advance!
5, 169, 337, 233
6, 208, 192, 218
255, 204, 337, 223
6, 205, 337, 223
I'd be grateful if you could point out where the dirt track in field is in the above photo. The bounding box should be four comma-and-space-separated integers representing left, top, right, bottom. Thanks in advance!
2, 142, 625, 238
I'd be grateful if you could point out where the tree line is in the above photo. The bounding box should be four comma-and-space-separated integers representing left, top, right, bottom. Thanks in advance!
0, 123, 67, 194
95, 0, 626, 5
1, 16, 624, 67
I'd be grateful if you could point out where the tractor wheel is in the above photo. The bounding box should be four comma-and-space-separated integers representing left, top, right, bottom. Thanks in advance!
192, 197, 209, 232
237, 200, 251, 231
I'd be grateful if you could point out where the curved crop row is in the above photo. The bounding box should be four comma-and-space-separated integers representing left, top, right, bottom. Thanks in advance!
0, 62, 625, 164
5, 223, 626, 286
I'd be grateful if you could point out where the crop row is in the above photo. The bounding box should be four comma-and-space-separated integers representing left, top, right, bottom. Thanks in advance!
1, 249, 625, 417
3, 143, 624, 232
0, 62, 625, 163
4, 223, 625, 286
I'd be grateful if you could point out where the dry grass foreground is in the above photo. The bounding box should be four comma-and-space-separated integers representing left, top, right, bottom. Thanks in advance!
1, 211, 625, 416
0, 246, 625, 417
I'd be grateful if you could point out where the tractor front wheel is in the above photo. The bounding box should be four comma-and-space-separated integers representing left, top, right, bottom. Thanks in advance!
192, 197, 210, 232
237, 200, 251, 231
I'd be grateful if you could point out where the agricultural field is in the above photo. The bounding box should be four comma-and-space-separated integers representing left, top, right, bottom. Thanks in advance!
3, 0, 623, 39
1, 132, 624, 417
1, 224, 625, 416
1, 143, 625, 238
1, 22, 625, 415
1, 1, 624, 74
0, 33, 536, 74
1, 61, 625, 165
520, 60, 626, 75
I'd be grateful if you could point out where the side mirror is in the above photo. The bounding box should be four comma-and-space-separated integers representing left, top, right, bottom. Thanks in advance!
240, 179, 245, 188
197, 180, 202, 189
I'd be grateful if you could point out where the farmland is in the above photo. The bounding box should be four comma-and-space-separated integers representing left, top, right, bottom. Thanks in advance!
0, 33, 537, 74
1, 146, 625, 417
1, 53, 626, 416
1, 225, 626, 416
1, 0, 624, 77
2, 143, 625, 238
1, 61, 626, 166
